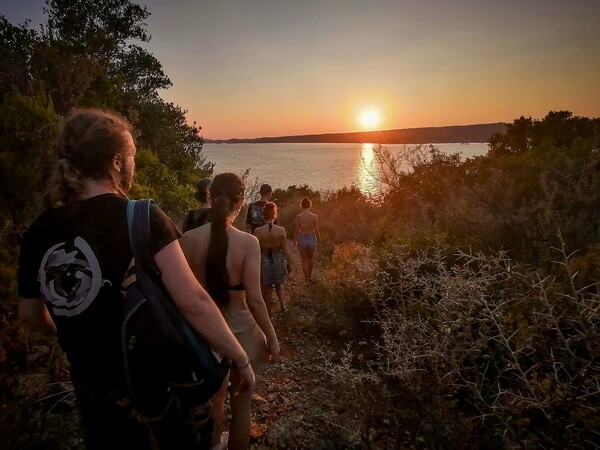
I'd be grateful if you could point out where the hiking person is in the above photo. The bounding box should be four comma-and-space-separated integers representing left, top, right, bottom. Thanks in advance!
183, 178, 212, 232
17, 108, 254, 450
253, 202, 292, 316
180, 172, 280, 450
293, 196, 321, 284
246, 183, 274, 234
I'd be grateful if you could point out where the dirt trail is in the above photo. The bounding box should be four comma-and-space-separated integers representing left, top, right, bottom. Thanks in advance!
245, 254, 392, 449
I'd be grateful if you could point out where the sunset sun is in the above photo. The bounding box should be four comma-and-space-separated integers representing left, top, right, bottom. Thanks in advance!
358, 109, 382, 130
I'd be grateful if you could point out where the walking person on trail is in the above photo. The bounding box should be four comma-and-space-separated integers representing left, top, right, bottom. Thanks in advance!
183, 177, 212, 232
180, 172, 280, 450
293, 196, 321, 285
17, 108, 254, 450
246, 183, 275, 234
253, 202, 292, 317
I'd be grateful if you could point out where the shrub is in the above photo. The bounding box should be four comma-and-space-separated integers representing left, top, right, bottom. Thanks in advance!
321, 241, 600, 448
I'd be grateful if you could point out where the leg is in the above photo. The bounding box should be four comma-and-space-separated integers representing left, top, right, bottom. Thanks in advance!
209, 373, 230, 448
274, 284, 287, 311
262, 284, 274, 317
227, 390, 252, 450
299, 248, 311, 283
305, 246, 316, 282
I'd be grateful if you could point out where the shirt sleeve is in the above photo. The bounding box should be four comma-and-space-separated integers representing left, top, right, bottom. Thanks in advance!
149, 203, 182, 255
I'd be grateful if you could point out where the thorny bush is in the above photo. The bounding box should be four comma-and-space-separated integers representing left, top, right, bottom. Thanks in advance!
321, 240, 600, 448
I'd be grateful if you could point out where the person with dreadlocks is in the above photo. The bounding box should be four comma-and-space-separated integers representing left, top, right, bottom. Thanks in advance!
17, 109, 253, 450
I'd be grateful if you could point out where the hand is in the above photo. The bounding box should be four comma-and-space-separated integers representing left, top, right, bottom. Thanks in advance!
267, 338, 280, 362
230, 359, 255, 394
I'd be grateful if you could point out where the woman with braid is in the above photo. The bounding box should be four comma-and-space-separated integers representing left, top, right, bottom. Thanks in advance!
180, 172, 279, 450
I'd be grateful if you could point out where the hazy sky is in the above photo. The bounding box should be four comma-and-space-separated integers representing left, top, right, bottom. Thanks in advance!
3, 0, 600, 139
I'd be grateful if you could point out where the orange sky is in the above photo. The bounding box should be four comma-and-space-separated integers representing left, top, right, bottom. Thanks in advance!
5, 0, 600, 139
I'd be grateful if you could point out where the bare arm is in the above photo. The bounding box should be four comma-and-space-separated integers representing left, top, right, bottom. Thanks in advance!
293, 215, 299, 246
18, 297, 57, 336
156, 240, 250, 369
242, 236, 279, 359
314, 214, 321, 244
280, 229, 292, 266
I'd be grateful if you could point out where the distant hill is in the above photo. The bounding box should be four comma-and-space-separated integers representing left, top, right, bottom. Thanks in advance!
205, 123, 507, 144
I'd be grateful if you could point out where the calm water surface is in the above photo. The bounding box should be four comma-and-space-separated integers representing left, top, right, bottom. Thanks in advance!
202, 143, 489, 198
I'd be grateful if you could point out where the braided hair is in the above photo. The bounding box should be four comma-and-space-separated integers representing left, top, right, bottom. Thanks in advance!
205, 173, 245, 306
47, 108, 133, 207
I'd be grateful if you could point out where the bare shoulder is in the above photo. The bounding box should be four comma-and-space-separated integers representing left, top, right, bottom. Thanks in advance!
232, 227, 259, 248
180, 223, 209, 245
276, 224, 288, 236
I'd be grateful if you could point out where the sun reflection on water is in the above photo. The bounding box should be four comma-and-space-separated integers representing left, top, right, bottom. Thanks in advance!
355, 143, 384, 203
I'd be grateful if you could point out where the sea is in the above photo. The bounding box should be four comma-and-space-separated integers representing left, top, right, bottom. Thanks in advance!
202, 142, 489, 199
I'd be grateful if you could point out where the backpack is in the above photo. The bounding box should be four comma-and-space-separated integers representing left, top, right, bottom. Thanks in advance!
121, 199, 230, 418
248, 202, 265, 230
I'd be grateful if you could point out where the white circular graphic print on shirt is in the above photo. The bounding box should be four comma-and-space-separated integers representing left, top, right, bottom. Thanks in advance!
38, 236, 103, 317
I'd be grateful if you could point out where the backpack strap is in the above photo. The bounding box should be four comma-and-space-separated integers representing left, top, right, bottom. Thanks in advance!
127, 199, 161, 276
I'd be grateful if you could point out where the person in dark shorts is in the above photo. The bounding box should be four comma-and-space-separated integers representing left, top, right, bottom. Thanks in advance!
17, 108, 254, 450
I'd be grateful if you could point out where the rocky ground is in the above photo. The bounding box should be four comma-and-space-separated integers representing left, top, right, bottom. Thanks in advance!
247, 270, 398, 449
0, 256, 400, 449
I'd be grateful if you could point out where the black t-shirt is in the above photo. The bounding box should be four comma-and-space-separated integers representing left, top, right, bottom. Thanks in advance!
18, 194, 180, 387
246, 201, 277, 233
182, 207, 211, 232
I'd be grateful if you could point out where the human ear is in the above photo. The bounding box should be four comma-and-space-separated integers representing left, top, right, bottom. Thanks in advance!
112, 155, 122, 172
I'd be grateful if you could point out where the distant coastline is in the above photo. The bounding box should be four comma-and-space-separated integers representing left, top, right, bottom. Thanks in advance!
204, 122, 507, 144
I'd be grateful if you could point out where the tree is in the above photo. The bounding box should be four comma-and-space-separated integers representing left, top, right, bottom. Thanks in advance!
488, 111, 600, 158
0, 0, 213, 232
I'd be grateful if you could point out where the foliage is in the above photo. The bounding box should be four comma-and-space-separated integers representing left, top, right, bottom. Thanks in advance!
131, 150, 197, 218
321, 242, 376, 335
0, 93, 59, 236
320, 240, 600, 448
271, 184, 321, 208
0, 0, 212, 235
316, 187, 384, 255
488, 110, 600, 158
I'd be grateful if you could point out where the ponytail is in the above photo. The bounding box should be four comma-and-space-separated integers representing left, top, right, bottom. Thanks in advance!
205, 173, 245, 307
206, 194, 231, 306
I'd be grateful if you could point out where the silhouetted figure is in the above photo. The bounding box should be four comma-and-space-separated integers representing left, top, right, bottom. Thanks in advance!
183, 178, 212, 232
293, 196, 321, 285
